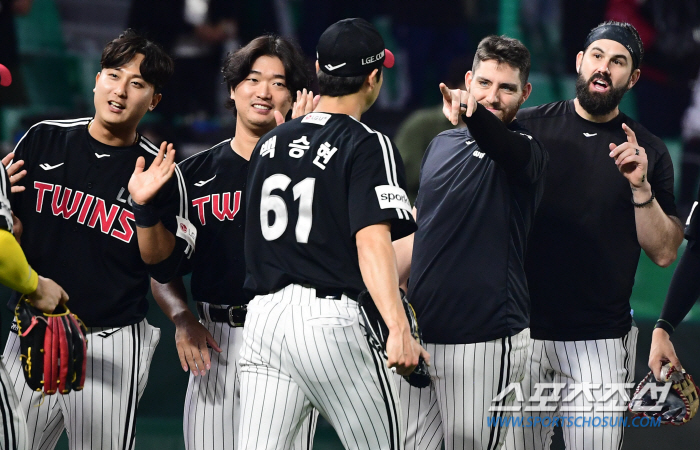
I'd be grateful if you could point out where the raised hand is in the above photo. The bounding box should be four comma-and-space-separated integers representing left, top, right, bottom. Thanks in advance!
440, 83, 476, 125
609, 124, 648, 188
274, 88, 320, 126
2, 152, 27, 193
128, 141, 176, 205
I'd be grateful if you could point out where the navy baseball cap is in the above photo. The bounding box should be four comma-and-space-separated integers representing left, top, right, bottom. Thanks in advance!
317, 18, 395, 77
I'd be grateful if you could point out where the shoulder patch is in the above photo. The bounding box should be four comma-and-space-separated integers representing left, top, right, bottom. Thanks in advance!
375, 186, 411, 212
301, 113, 331, 126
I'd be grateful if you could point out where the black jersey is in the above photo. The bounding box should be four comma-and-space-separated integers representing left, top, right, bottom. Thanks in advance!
0, 165, 11, 233
244, 112, 416, 298
409, 109, 547, 344
10, 118, 187, 327
176, 139, 248, 306
517, 100, 677, 341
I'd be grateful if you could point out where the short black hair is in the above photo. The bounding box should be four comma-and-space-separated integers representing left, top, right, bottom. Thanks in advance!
222, 34, 311, 113
473, 35, 531, 87
317, 66, 382, 97
101, 29, 174, 93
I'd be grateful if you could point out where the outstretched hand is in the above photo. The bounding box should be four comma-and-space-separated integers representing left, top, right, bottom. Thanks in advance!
274, 88, 320, 126
128, 141, 176, 205
1, 152, 27, 193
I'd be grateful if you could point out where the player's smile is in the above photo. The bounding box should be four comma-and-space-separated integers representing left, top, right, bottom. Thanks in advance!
590, 74, 611, 92
232, 55, 292, 133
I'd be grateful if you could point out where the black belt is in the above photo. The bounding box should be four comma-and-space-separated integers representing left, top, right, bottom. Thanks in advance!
312, 287, 356, 301
196, 303, 247, 327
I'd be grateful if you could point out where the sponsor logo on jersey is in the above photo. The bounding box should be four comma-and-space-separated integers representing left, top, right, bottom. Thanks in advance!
375, 185, 411, 212
33, 181, 136, 243
301, 113, 331, 126
39, 162, 65, 171
194, 175, 216, 187
473, 150, 486, 159
94, 153, 110, 158
465, 139, 475, 146
361, 50, 385, 66
583, 132, 598, 137
191, 191, 242, 226
324, 62, 347, 72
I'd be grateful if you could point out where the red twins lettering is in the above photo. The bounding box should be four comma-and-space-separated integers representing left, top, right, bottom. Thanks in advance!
192, 191, 242, 225
33, 181, 136, 243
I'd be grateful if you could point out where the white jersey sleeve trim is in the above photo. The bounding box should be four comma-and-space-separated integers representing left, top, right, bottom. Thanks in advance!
12, 118, 91, 153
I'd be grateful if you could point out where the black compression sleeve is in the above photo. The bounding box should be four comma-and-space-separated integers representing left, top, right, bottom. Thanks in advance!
461, 103, 532, 175
657, 240, 700, 333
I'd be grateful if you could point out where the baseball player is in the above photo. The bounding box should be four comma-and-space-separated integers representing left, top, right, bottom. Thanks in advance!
239, 18, 428, 450
648, 196, 700, 379
126, 34, 320, 449
502, 21, 683, 450
393, 35, 546, 450
2, 30, 191, 450
0, 158, 70, 450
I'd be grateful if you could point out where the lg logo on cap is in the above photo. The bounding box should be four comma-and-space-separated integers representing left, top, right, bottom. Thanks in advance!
362, 50, 385, 66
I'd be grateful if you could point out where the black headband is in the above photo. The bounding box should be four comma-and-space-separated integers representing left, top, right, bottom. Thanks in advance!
584, 25, 642, 70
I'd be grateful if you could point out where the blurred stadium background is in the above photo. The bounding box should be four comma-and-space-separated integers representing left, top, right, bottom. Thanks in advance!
1, 0, 700, 448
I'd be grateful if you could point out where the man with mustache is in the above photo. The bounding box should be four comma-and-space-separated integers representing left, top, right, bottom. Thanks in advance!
504, 21, 683, 450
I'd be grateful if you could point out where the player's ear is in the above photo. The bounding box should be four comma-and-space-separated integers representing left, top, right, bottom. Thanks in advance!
149, 93, 162, 111
520, 82, 532, 105
93, 71, 101, 92
575, 51, 584, 73
465, 71, 474, 91
315, 60, 320, 73
628, 68, 641, 89
366, 68, 380, 90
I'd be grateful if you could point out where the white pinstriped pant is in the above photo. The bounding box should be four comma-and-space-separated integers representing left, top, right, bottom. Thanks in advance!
0, 357, 28, 450
2, 319, 160, 450
504, 327, 638, 450
238, 284, 403, 450
396, 328, 531, 450
183, 313, 318, 450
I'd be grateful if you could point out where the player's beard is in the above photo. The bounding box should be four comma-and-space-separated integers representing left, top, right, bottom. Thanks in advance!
575, 72, 629, 117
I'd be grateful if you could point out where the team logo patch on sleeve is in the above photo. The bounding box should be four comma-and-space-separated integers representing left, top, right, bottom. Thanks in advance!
301, 113, 331, 126
176, 216, 198, 251
375, 186, 411, 212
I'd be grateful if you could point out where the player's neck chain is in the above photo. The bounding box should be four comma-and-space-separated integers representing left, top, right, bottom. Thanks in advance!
88, 120, 139, 146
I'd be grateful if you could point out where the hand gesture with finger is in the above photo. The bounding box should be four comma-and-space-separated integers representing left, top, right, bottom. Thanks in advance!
609, 124, 648, 188
128, 141, 176, 205
440, 83, 476, 125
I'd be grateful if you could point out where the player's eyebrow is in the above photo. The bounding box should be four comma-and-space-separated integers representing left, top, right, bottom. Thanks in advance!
590, 46, 628, 62
250, 69, 286, 80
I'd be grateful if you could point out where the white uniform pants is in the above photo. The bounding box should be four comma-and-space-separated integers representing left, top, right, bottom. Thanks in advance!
238, 284, 403, 450
397, 329, 531, 450
184, 306, 318, 450
3, 319, 160, 450
504, 327, 638, 450
0, 356, 28, 450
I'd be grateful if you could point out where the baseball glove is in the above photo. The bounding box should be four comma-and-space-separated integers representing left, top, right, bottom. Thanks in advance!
629, 363, 700, 425
14, 297, 88, 395
358, 289, 431, 388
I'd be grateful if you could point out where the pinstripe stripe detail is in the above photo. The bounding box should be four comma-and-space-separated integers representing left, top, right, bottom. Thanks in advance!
368, 343, 400, 450
0, 165, 7, 198
0, 366, 16, 450
122, 323, 140, 450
